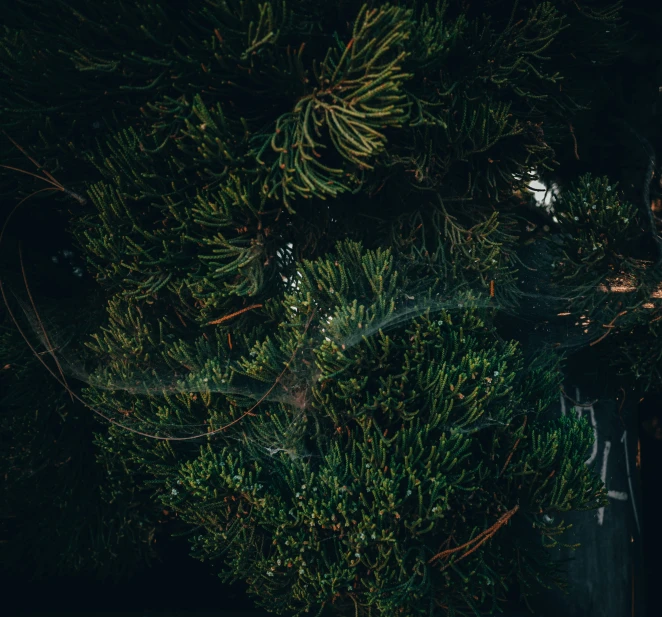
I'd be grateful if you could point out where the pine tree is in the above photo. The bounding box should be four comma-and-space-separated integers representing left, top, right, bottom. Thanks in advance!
1, 1, 657, 615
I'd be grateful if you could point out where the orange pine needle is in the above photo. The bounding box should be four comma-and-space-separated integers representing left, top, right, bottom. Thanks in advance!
499, 415, 528, 478
174, 309, 188, 328
207, 303, 263, 325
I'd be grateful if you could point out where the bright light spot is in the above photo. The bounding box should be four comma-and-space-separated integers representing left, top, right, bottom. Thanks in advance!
515, 169, 557, 211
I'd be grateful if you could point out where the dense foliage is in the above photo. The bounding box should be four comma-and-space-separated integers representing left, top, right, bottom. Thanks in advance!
1, 1, 660, 615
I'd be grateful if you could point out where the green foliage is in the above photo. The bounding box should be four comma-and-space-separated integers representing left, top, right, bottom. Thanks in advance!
612, 316, 662, 391
73, 240, 606, 616
1, 1, 656, 616
0, 0, 628, 213
553, 174, 640, 271
535, 173, 662, 387
157, 242, 604, 617
545, 173, 647, 318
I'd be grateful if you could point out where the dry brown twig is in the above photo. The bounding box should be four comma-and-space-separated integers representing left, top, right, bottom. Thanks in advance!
427, 505, 520, 570
17, 244, 73, 401
0, 131, 87, 204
